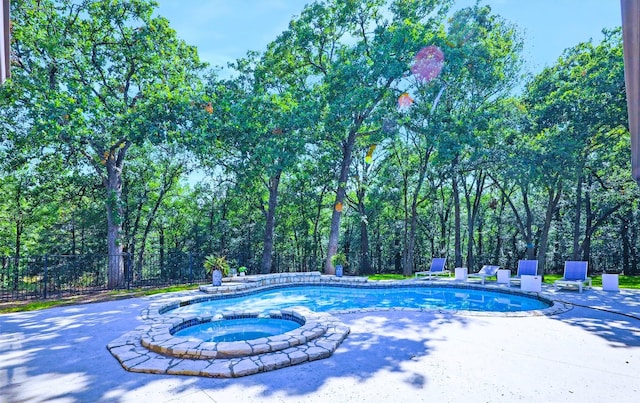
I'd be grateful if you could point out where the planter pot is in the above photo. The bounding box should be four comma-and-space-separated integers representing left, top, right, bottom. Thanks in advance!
521, 275, 541, 292
212, 269, 223, 286
454, 267, 468, 282
335, 265, 343, 277
239, 272, 246, 277
602, 273, 619, 291
497, 269, 511, 285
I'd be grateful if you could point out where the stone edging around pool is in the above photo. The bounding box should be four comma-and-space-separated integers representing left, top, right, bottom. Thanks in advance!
107, 306, 350, 378
189, 272, 572, 318
107, 272, 572, 378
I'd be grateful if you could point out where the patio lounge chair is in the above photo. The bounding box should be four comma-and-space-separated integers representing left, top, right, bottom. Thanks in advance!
509, 260, 539, 287
468, 265, 500, 285
415, 258, 449, 280
554, 261, 592, 293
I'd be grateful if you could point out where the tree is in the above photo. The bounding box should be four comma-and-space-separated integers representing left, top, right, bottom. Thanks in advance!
201, 46, 312, 274
8, 0, 205, 287
269, 0, 454, 274
522, 29, 630, 273
393, 4, 523, 273
122, 143, 191, 277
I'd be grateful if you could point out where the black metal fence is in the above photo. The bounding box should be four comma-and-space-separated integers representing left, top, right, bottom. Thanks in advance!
0, 253, 213, 302
1, 251, 635, 303
0, 252, 327, 302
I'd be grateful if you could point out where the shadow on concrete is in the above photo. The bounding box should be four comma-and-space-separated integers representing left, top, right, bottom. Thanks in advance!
232, 311, 469, 400
550, 289, 640, 348
0, 296, 469, 402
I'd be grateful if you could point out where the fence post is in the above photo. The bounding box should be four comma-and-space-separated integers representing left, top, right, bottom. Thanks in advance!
188, 252, 193, 284
126, 253, 132, 290
43, 254, 48, 299
13, 255, 18, 292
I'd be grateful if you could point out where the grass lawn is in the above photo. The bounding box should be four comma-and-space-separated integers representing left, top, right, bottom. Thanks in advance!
368, 273, 410, 281
369, 272, 640, 290
542, 274, 640, 289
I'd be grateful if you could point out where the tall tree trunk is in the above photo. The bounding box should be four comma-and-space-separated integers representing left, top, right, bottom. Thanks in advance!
375, 220, 383, 274
220, 202, 228, 254
452, 170, 463, 268
403, 145, 433, 276
491, 174, 535, 261
102, 142, 130, 289
572, 175, 583, 260
261, 170, 281, 274
135, 166, 181, 276
394, 226, 402, 272
208, 201, 215, 252
522, 191, 535, 261
71, 214, 76, 255
536, 183, 563, 275
312, 189, 326, 270
14, 221, 22, 283
405, 206, 419, 276
464, 171, 486, 271
476, 219, 483, 261
14, 184, 23, 268
358, 199, 373, 275
325, 129, 357, 274
401, 168, 410, 275
632, 207, 639, 275
130, 191, 145, 275
105, 160, 125, 289
438, 186, 451, 256
581, 180, 592, 262
492, 194, 505, 265
621, 212, 630, 275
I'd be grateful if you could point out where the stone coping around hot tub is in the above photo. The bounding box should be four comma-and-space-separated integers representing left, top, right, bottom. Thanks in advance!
107, 306, 350, 378
139, 308, 329, 359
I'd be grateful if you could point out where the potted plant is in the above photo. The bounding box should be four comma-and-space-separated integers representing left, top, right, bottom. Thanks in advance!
204, 254, 230, 286
238, 266, 248, 276
331, 252, 347, 277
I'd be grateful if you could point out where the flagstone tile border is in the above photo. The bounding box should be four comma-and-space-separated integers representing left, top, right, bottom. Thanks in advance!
107, 306, 349, 378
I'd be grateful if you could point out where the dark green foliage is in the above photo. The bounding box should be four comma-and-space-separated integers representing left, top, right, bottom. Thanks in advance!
1, 0, 639, 286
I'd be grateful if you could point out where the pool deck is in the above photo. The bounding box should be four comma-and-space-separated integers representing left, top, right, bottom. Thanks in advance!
1, 276, 639, 402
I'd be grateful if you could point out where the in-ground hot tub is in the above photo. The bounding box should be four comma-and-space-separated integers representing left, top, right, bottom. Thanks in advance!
173, 315, 303, 342
139, 309, 336, 360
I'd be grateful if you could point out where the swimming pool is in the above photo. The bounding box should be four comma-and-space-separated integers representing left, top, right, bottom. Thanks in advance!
169, 284, 550, 316
109, 275, 568, 378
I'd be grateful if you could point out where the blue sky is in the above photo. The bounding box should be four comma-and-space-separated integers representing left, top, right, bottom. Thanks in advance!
154, 0, 622, 75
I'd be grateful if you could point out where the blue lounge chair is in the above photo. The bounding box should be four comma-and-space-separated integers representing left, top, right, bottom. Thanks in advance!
468, 265, 500, 284
509, 260, 539, 287
415, 258, 449, 280
554, 261, 592, 293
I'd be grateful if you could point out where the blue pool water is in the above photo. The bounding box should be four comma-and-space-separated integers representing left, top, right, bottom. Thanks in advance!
174, 317, 301, 342
170, 285, 549, 316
